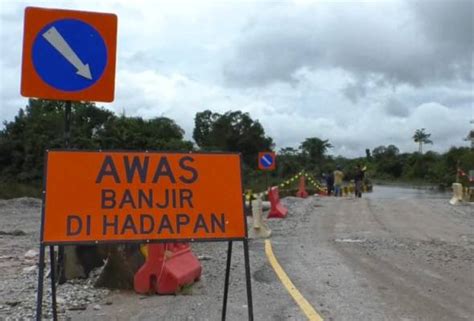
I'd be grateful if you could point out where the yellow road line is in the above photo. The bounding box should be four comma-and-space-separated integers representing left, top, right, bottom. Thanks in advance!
264, 239, 324, 321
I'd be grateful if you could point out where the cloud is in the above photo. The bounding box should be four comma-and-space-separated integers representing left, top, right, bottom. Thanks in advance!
411, 0, 473, 50
223, 0, 473, 94
0, 0, 471, 159
384, 97, 409, 118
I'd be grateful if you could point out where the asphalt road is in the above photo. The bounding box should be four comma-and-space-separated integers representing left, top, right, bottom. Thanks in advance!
73, 192, 473, 321
271, 195, 474, 321
1, 187, 473, 321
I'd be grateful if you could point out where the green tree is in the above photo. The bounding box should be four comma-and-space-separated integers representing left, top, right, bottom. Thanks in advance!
192, 110, 217, 148
277, 147, 303, 178
70, 102, 115, 149
193, 110, 273, 168
413, 128, 433, 154
444, 147, 474, 184
0, 99, 192, 183
0, 100, 69, 181
365, 148, 372, 161
403, 151, 440, 180
299, 137, 332, 170
96, 116, 192, 150
372, 145, 403, 178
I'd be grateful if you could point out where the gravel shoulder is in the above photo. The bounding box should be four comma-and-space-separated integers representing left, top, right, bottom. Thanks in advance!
1, 192, 473, 321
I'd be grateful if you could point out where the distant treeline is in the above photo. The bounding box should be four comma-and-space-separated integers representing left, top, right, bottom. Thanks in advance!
0, 100, 472, 197
363, 145, 473, 187
0, 100, 273, 188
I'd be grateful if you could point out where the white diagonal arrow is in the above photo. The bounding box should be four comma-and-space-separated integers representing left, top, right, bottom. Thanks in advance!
262, 155, 272, 166
42, 26, 92, 80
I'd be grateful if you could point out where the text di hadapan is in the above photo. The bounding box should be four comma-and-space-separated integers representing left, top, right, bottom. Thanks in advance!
66, 155, 228, 238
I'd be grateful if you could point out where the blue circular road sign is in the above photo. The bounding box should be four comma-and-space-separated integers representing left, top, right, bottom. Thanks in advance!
32, 19, 107, 92
260, 153, 274, 168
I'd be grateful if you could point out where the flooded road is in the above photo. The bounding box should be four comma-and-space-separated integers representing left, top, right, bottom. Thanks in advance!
366, 184, 451, 200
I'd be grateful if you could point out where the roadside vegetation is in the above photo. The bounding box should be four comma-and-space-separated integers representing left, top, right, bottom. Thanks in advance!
0, 100, 472, 198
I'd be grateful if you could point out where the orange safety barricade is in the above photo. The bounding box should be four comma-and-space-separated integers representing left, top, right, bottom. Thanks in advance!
134, 242, 202, 294
296, 176, 309, 198
268, 186, 288, 218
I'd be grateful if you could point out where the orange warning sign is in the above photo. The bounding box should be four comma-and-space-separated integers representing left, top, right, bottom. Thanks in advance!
21, 7, 117, 102
42, 151, 246, 244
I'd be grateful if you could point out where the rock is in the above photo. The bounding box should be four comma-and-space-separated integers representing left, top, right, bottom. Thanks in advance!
24, 249, 38, 259
95, 244, 144, 289
68, 304, 87, 311
198, 255, 213, 261
22, 265, 37, 273
0, 230, 26, 236
93, 304, 101, 311
62, 246, 86, 281
6, 301, 20, 307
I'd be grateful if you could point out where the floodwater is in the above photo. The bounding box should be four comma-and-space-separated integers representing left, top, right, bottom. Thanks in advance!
365, 185, 451, 200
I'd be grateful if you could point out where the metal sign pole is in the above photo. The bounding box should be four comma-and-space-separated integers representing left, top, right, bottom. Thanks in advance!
49, 245, 58, 320
243, 239, 254, 321
56, 100, 71, 285
36, 162, 49, 321
221, 241, 233, 321
221, 239, 254, 321
35, 244, 46, 321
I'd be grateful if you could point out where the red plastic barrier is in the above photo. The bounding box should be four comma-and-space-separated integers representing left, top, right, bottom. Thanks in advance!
296, 176, 309, 198
134, 242, 202, 294
268, 186, 288, 218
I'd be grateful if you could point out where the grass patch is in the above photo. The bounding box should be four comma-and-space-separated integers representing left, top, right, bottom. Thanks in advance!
0, 182, 42, 199
177, 283, 195, 295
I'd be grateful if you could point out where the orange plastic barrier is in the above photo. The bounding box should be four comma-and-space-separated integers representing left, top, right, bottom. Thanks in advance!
268, 186, 288, 219
296, 176, 309, 198
134, 242, 202, 294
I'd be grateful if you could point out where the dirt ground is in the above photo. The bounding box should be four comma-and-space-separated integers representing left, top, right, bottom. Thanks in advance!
0, 188, 473, 320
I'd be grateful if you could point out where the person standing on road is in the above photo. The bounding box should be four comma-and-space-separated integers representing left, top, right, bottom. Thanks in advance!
325, 171, 334, 196
354, 164, 365, 198
333, 166, 344, 197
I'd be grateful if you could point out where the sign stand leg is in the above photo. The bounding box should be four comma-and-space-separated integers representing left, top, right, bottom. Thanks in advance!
49, 246, 58, 321
57, 100, 71, 283
243, 239, 254, 321
221, 241, 233, 321
35, 244, 46, 321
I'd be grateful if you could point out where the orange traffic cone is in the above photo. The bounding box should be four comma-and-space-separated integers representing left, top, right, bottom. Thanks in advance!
296, 176, 309, 198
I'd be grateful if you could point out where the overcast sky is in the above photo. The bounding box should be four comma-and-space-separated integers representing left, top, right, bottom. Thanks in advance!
1, 0, 472, 157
